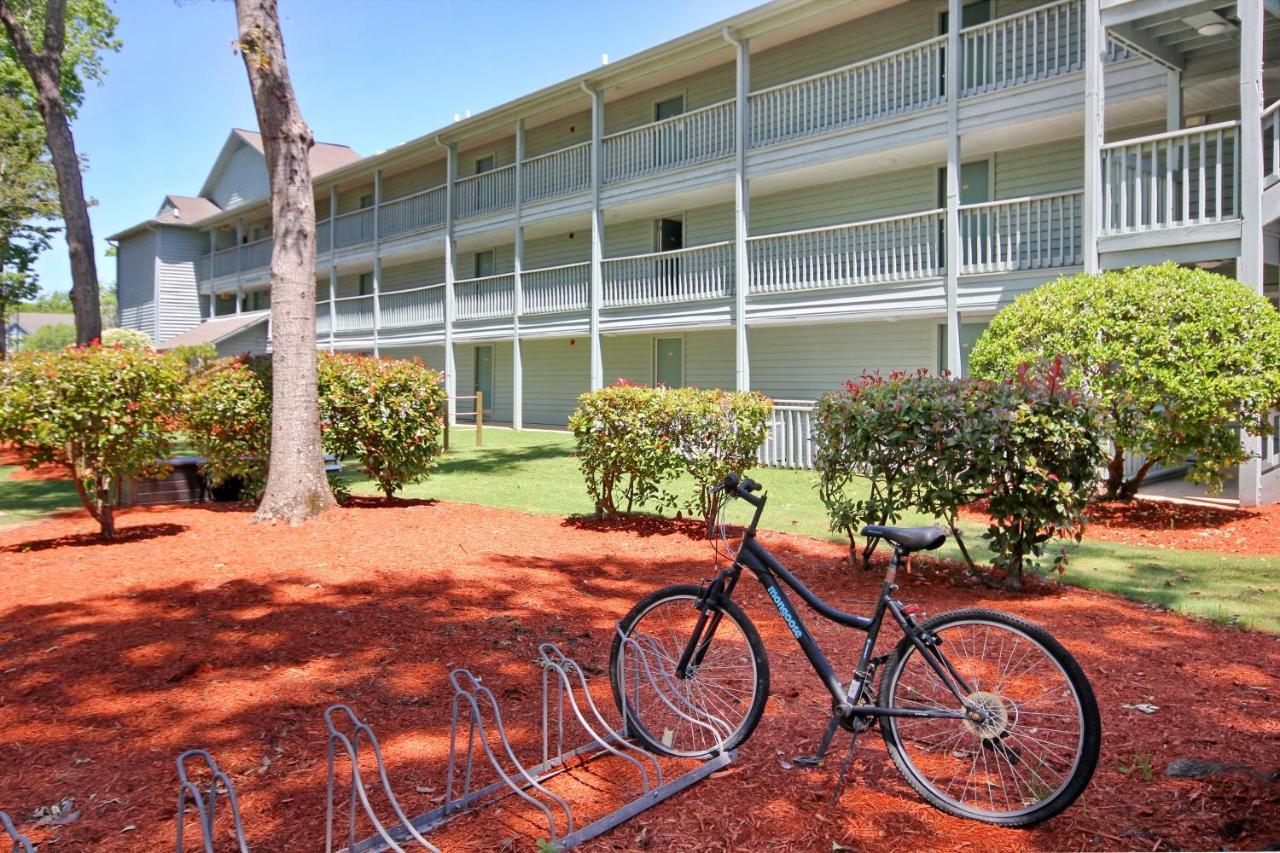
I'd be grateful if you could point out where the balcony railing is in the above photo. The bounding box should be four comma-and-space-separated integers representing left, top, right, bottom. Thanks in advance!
602, 242, 734, 307
334, 207, 375, 249
747, 210, 944, 294
212, 247, 238, 278
1102, 121, 1240, 235
603, 101, 735, 184
316, 301, 331, 336
1264, 99, 1280, 186
456, 165, 517, 219
455, 273, 516, 320
241, 236, 273, 272
960, 0, 1082, 96
381, 185, 447, 238
380, 283, 444, 329
523, 261, 590, 314
959, 191, 1082, 274
317, 219, 331, 250
332, 294, 376, 332
750, 37, 946, 148
523, 142, 590, 203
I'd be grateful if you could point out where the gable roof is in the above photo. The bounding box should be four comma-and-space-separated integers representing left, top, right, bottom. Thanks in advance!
155, 194, 222, 225
197, 128, 360, 201
5, 311, 74, 335
156, 311, 269, 350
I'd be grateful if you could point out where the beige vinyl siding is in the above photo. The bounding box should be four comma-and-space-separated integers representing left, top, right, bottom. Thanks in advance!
748, 319, 935, 400
602, 334, 652, 385
523, 232, 590, 269
603, 61, 735, 136
524, 110, 592, 159
333, 272, 364, 299
155, 226, 206, 342
455, 341, 514, 422
336, 183, 377, 214
216, 320, 269, 357
460, 138, 517, 174
381, 160, 447, 200
521, 337, 590, 425
380, 258, 444, 292
602, 329, 735, 389
750, 3, 944, 92
381, 344, 446, 369
993, 139, 1083, 199
458, 245, 515, 277
604, 203, 735, 258
116, 231, 156, 338
208, 142, 269, 209
751, 167, 938, 235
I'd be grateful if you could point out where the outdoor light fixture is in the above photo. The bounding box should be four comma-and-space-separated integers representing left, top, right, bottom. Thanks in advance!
1183, 11, 1235, 37
1197, 20, 1230, 35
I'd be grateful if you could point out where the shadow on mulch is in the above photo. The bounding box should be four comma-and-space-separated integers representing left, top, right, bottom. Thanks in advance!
338, 495, 439, 510
0, 522, 187, 553
1084, 500, 1260, 530
562, 512, 712, 540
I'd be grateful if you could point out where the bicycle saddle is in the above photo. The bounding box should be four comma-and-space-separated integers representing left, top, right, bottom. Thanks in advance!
861, 525, 947, 553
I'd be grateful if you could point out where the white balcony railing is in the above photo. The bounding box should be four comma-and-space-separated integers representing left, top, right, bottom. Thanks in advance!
959, 191, 1082, 274
1264, 99, 1280, 186
455, 273, 516, 320
747, 210, 945, 294
380, 185, 447, 238
522, 143, 591, 203
602, 242, 734, 307
750, 37, 946, 148
316, 219, 331, 251
211, 247, 238, 278
1102, 121, 1240, 235
380, 283, 444, 329
456, 165, 517, 219
757, 400, 819, 470
332, 294, 376, 332
240, 236, 272, 272
960, 0, 1082, 96
334, 207, 375, 249
316, 300, 331, 336
603, 101, 735, 184
522, 262, 590, 314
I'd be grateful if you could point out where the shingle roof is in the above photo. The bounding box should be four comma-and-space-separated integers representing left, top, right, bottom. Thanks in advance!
154, 194, 222, 225
156, 312, 269, 350
6, 311, 74, 335
230, 129, 360, 178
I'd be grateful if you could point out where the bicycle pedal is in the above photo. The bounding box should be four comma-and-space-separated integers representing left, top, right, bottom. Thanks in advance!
792, 754, 825, 770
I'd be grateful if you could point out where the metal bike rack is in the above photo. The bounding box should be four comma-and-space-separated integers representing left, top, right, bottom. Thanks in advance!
176, 749, 250, 853
175, 638, 732, 852
1, 811, 34, 853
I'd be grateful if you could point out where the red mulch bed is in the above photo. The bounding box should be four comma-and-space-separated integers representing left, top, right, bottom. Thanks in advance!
0, 445, 66, 482
0, 502, 1277, 852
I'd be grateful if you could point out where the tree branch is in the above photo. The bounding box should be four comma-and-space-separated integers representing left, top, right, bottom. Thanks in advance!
0, 1, 41, 72
43, 0, 68, 76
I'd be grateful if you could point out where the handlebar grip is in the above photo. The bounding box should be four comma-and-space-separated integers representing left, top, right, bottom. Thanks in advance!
740, 478, 762, 493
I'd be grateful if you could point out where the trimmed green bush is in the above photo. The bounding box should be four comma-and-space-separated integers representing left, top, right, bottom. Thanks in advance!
970, 264, 1280, 499
318, 353, 446, 498
181, 355, 273, 499
101, 327, 153, 349
0, 344, 185, 537
570, 383, 772, 529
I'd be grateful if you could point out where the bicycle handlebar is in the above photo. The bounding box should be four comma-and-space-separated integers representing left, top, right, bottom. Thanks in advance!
715, 472, 764, 506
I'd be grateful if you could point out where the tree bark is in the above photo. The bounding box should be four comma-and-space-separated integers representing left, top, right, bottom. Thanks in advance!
1103, 446, 1125, 500
236, 0, 335, 524
0, 0, 102, 345
1119, 456, 1158, 501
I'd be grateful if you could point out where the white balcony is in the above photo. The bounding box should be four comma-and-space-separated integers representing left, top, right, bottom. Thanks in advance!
603, 101, 736, 184
602, 242, 734, 307
380, 283, 444, 329
455, 273, 516, 320
522, 143, 590, 203
523, 262, 590, 314
381, 186, 447, 238
959, 191, 1083, 274
959, 0, 1083, 96
456, 165, 517, 220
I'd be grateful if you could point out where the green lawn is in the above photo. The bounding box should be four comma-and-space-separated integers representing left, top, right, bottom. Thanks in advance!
337, 427, 1280, 632
0, 465, 81, 529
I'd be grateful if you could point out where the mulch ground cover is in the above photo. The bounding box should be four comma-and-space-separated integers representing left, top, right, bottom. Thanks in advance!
1074, 500, 1280, 557
1, 500, 1277, 852
0, 446, 65, 482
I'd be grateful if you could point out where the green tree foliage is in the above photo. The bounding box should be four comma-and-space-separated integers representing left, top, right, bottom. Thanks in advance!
318, 353, 446, 498
19, 288, 69, 312
0, 343, 184, 537
971, 264, 1280, 499
0, 0, 118, 117
570, 383, 773, 530
181, 356, 273, 499
14, 318, 72, 350
815, 366, 1104, 588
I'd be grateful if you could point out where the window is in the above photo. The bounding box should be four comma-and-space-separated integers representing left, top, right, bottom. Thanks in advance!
653, 94, 685, 122
359, 273, 374, 296
215, 293, 236, 316
359, 193, 374, 209
243, 290, 270, 312
474, 250, 495, 278
654, 216, 684, 252
474, 154, 496, 175
654, 337, 684, 388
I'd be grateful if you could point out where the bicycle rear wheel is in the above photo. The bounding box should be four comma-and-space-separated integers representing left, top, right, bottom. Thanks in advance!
878, 608, 1100, 826
610, 584, 769, 758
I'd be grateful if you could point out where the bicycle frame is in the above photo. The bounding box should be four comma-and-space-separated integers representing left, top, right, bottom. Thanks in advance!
678, 489, 974, 724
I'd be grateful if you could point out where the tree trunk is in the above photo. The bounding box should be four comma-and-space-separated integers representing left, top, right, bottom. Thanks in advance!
236, 0, 335, 524
1119, 457, 1158, 501
1103, 446, 1126, 500
0, 0, 102, 345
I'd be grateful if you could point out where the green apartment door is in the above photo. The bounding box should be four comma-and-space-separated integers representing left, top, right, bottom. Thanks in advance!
655, 337, 683, 387
474, 345, 493, 415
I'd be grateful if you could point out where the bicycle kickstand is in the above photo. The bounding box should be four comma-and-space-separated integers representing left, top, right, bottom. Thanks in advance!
829, 724, 864, 807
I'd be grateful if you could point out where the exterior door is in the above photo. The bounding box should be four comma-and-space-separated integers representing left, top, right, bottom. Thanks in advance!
473, 345, 494, 416
939, 160, 991, 267
654, 217, 684, 296
654, 337, 683, 387
653, 94, 685, 168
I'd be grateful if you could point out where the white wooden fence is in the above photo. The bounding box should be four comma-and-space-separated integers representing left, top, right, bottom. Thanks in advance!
456, 165, 518, 219
334, 207, 375, 248
455, 273, 516, 320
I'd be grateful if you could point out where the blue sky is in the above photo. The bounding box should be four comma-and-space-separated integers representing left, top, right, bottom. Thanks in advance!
33, 0, 760, 297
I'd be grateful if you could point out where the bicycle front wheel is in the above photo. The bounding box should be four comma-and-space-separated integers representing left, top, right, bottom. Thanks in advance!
878, 608, 1100, 826
610, 584, 769, 758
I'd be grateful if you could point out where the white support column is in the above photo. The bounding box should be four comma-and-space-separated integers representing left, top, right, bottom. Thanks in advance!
372, 169, 382, 356
1238, 0, 1265, 508
207, 292, 215, 319
442, 140, 459, 426
584, 82, 605, 391
1083, 0, 1106, 274
725, 28, 751, 392
1165, 69, 1183, 132
513, 118, 525, 430
328, 186, 337, 353
234, 218, 244, 314
207, 230, 217, 319
944, 0, 962, 375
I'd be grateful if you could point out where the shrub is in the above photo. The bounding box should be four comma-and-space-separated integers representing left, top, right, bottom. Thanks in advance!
815, 365, 1104, 588
318, 353, 446, 497
0, 344, 185, 537
569, 383, 772, 529
101, 327, 153, 349
181, 356, 273, 499
569, 382, 680, 516
970, 264, 1280, 499
16, 322, 73, 351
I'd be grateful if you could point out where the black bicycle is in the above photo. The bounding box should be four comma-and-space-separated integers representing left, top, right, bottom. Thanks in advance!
609, 473, 1100, 826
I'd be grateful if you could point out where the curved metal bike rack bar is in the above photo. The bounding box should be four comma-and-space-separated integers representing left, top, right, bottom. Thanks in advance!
175, 749, 251, 853
1, 811, 34, 853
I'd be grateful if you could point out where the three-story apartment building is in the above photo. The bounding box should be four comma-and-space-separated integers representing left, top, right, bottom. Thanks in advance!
111, 0, 1280, 504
